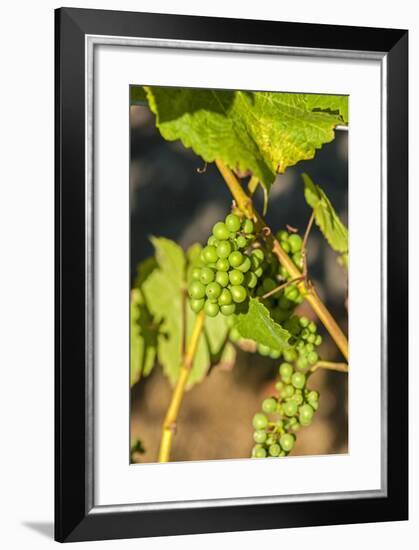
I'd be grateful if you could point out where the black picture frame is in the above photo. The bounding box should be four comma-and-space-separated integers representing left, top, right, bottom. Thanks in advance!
55, 7, 408, 543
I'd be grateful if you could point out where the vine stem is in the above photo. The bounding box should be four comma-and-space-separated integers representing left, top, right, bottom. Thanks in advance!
311, 361, 349, 373
215, 160, 349, 361
158, 310, 205, 463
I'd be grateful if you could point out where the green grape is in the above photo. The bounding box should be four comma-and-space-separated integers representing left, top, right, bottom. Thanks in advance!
207, 235, 218, 247
307, 334, 316, 344
293, 252, 303, 268
275, 380, 283, 392
216, 258, 230, 272
204, 301, 219, 317
237, 256, 251, 273
254, 266, 264, 278
220, 304, 236, 316
206, 282, 222, 300
279, 433, 295, 452
229, 250, 244, 268
292, 393, 304, 406
229, 269, 244, 286
258, 343, 271, 357
252, 249, 264, 263
305, 343, 314, 352
188, 280, 206, 299
202, 245, 218, 264
279, 362, 293, 381
230, 285, 247, 303
215, 271, 230, 288
275, 418, 284, 430
225, 213, 241, 232
284, 285, 299, 301
277, 230, 288, 241
299, 316, 309, 327
314, 334, 322, 346
308, 321, 317, 333
216, 240, 232, 259
230, 326, 241, 342
296, 340, 305, 351
283, 348, 298, 362
266, 434, 276, 446
269, 348, 281, 359
281, 241, 291, 253
301, 328, 309, 340
307, 391, 319, 405
299, 404, 314, 425
269, 443, 281, 457
252, 412, 268, 430
245, 271, 258, 289
291, 372, 306, 389
262, 277, 277, 293
212, 221, 230, 240
191, 267, 201, 281
254, 446, 267, 458
236, 235, 247, 249
281, 384, 295, 399
307, 351, 319, 365
218, 288, 233, 306
242, 219, 254, 234
200, 267, 215, 285
190, 298, 205, 313
288, 234, 302, 253
296, 356, 308, 370
283, 400, 298, 417
253, 430, 267, 444
262, 397, 277, 414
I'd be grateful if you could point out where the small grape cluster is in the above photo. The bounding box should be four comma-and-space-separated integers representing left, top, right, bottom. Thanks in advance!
276, 229, 304, 270
282, 316, 322, 370
188, 214, 264, 317
251, 362, 320, 458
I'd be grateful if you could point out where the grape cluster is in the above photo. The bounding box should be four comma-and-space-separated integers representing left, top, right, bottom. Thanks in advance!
188, 214, 264, 317
276, 229, 304, 270
251, 362, 320, 458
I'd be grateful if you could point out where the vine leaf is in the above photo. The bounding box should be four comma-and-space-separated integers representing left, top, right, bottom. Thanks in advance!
302, 173, 349, 268
235, 298, 291, 352
140, 238, 231, 388
140, 86, 347, 198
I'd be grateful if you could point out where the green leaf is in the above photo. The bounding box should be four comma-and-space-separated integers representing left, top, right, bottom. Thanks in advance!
141, 238, 232, 389
305, 94, 348, 124
302, 173, 348, 266
143, 87, 347, 197
235, 298, 291, 352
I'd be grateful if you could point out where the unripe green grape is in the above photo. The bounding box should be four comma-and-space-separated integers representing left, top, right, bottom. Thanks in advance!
189, 280, 206, 299
230, 285, 247, 303
269, 348, 281, 359
299, 404, 314, 424
284, 286, 300, 302
220, 304, 236, 316
252, 248, 264, 262
237, 256, 251, 273
229, 269, 244, 286
292, 393, 304, 406
212, 221, 230, 240
216, 258, 230, 272
281, 384, 295, 399
315, 334, 322, 346
236, 235, 247, 249
293, 252, 303, 268
307, 334, 316, 344
230, 326, 241, 342
258, 343, 271, 357
296, 340, 305, 351
279, 433, 295, 452
275, 418, 284, 430
307, 351, 319, 365
279, 362, 293, 381
291, 372, 306, 389
205, 300, 219, 317
191, 267, 201, 281
266, 434, 276, 446
269, 443, 281, 457
277, 230, 289, 242
288, 234, 303, 253
296, 356, 308, 370
216, 240, 232, 259
262, 397, 277, 414
200, 267, 215, 285
301, 328, 309, 340
215, 271, 230, 288
254, 266, 264, 278
229, 250, 244, 268
253, 430, 267, 444
305, 343, 314, 352
202, 245, 218, 264
218, 288, 233, 306
308, 321, 317, 333
283, 400, 298, 417
307, 390, 319, 404
190, 298, 205, 313
206, 282, 222, 300
245, 271, 258, 289
283, 348, 298, 362
207, 235, 218, 247
275, 380, 284, 392
299, 316, 309, 327
225, 213, 241, 232
254, 446, 267, 458
242, 219, 254, 234
262, 277, 277, 293
252, 412, 268, 430
281, 241, 291, 253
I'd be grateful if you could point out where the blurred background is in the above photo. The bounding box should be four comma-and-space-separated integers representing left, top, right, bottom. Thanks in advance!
130, 97, 348, 464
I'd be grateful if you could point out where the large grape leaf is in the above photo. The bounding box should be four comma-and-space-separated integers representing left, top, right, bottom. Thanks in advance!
235, 298, 291, 352
306, 94, 348, 125
141, 86, 347, 196
141, 238, 232, 388
302, 173, 348, 268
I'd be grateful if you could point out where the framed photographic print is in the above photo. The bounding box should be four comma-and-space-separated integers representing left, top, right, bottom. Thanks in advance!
55, 7, 408, 542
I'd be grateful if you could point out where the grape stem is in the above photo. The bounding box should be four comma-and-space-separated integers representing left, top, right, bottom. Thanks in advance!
215, 160, 349, 362
158, 310, 206, 463
311, 361, 349, 373
261, 276, 304, 300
